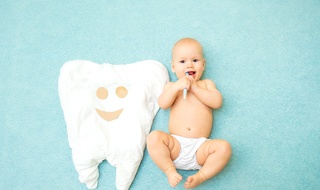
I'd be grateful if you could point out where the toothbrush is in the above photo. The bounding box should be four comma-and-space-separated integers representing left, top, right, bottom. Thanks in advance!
183, 72, 189, 99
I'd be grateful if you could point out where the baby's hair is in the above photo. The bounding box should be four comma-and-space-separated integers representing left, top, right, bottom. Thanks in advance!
171, 38, 204, 62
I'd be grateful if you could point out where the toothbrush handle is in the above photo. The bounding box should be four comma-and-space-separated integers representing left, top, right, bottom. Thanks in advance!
183, 72, 189, 99
183, 88, 187, 99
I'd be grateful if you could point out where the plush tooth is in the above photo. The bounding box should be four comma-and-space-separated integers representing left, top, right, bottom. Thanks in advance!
59, 60, 169, 190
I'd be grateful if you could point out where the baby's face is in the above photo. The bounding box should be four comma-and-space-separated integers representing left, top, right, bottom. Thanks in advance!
171, 41, 205, 81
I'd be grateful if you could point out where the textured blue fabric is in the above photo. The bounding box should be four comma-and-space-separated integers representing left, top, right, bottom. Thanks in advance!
1, 1, 320, 189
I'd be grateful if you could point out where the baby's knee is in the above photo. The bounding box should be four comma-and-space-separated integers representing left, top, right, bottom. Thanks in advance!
147, 130, 164, 145
218, 140, 232, 157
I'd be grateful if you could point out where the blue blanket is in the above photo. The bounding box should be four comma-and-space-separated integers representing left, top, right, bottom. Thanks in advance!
1, 1, 320, 189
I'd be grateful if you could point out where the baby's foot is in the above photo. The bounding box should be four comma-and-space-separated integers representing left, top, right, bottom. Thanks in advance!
165, 167, 182, 187
184, 171, 206, 189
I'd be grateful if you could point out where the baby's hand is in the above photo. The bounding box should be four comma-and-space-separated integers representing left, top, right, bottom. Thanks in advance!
190, 79, 199, 88
176, 76, 191, 90
176, 76, 194, 91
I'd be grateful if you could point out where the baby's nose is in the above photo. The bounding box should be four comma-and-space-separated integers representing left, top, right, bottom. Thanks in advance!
186, 61, 194, 68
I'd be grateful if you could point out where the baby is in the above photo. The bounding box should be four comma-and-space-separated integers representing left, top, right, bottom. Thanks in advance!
147, 38, 232, 188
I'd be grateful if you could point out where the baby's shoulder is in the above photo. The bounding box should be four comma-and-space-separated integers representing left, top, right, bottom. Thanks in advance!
198, 79, 217, 89
198, 79, 215, 85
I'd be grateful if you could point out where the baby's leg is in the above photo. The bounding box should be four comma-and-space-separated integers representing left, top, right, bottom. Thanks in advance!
164, 166, 183, 187
184, 170, 206, 189
147, 131, 182, 187
184, 139, 232, 188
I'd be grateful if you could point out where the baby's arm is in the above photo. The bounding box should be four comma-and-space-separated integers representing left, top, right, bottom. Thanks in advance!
158, 82, 179, 110
190, 79, 222, 109
158, 77, 190, 109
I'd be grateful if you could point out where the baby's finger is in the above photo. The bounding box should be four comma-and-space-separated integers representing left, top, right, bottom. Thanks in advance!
186, 75, 195, 83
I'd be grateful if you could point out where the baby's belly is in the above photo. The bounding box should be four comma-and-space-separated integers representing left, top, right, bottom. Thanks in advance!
168, 102, 213, 138
169, 118, 212, 138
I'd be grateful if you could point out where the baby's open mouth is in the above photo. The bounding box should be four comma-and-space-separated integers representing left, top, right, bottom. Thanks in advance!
187, 71, 196, 76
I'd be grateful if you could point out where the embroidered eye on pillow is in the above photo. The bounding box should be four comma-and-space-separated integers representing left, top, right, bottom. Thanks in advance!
58, 60, 169, 190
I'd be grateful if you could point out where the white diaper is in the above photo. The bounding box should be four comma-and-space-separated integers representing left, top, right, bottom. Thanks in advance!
172, 135, 207, 170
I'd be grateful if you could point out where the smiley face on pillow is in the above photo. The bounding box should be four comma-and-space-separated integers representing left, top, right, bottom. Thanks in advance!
58, 60, 169, 190
95, 85, 127, 121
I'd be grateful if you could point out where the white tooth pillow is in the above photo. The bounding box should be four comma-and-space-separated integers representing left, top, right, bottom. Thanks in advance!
58, 60, 169, 190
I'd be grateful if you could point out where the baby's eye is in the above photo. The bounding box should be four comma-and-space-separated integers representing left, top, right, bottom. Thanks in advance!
179, 60, 185, 64
193, 59, 199, 63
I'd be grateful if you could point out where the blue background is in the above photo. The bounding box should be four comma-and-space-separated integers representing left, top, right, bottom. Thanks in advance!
1, 1, 320, 189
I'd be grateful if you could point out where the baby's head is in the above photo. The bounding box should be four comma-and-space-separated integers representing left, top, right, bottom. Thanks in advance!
171, 38, 206, 81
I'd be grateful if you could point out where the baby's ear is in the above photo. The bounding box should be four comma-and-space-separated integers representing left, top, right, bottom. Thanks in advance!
171, 62, 175, 73
203, 59, 206, 68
